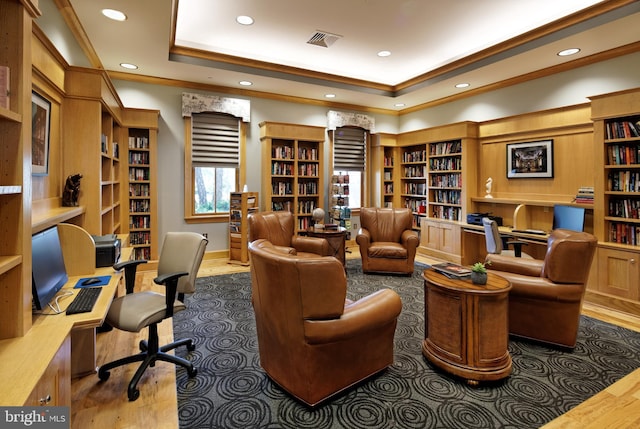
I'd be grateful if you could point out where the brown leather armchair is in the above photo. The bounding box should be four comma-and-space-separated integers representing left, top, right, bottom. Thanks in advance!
248, 210, 331, 257
485, 229, 597, 349
248, 238, 402, 407
356, 207, 420, 274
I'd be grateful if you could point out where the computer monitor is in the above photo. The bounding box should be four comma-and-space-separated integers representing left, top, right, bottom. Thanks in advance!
31, 226, 68, 310
553, 205, 586, 232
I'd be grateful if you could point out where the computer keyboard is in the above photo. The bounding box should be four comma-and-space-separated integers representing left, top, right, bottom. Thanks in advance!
66, 287, 101, 315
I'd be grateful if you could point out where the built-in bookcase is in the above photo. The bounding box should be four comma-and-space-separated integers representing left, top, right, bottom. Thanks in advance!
229, 192, 258, 265
127, 129, 154, 260
260, 122, 324, 232
428, 140, 463, 221
400, 144, 427, 230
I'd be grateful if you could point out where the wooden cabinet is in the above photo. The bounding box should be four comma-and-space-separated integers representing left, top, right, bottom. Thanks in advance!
259, 122, 324, 232
25, 335, 71, 406
590, 89, 640, 311
421, 218, 461, 262
0, 0, 37, 339
229, 191, 258, 265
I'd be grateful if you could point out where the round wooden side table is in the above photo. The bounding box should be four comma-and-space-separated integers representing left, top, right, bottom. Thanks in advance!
422, 268, 512, 385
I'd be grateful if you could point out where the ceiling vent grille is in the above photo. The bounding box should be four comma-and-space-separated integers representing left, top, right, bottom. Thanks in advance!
307, 31, 342, 48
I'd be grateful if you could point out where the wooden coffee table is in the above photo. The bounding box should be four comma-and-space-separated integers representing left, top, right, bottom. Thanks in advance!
306, 226, 347, 266
422, 268, 512, 385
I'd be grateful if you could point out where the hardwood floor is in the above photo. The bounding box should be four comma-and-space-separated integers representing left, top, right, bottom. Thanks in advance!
70, 247, 640, 428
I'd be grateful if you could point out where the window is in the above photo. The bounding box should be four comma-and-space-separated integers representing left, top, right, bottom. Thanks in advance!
332, 127, 367, 209
184, 112, 245, 221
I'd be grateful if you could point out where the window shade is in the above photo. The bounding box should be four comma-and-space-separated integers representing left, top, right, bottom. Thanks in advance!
192, 112, 240, 168
333, 127, 366, 171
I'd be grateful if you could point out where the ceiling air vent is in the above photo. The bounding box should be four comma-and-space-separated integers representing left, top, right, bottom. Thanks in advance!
307, 31, 342, 48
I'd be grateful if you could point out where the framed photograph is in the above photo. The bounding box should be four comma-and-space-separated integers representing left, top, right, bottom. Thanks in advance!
506, 139, 553, 179
31, 91, 51, 176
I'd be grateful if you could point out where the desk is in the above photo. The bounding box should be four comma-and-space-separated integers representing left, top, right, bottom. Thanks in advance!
0, 234, 130, 406
461, 223, 549, 264
422, 268, 512, 385
306, 226, 347, 266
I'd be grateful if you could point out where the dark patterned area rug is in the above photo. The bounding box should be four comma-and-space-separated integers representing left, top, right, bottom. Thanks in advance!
173, 260, 640, 429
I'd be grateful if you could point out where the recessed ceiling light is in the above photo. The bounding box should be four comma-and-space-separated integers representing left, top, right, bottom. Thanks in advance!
325, 94, 336, 98
236, 15, 254, 25
120, 63, 138, 70
558, 48, 580, 56
239, 80, 252, 86
455, 83, 470, 88
102, 9, 127, 21
394, 103, 405, 107
377, 50, 391, 57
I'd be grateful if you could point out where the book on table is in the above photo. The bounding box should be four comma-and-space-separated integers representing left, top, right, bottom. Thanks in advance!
431, 262, 472, 278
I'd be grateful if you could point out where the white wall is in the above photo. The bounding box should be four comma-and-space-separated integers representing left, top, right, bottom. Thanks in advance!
112, 52, 640, 250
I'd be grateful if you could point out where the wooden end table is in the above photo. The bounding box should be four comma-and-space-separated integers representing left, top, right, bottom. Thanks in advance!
422, 268, 512, 385
306, 226, 347, 266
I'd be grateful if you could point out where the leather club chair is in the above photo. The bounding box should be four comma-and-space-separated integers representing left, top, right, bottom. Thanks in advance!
248, 210, 331, 257
248, 238, 402, 407
485, 229, 597, 349
356, 207, 420, 275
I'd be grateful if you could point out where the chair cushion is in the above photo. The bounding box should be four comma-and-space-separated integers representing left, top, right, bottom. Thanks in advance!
368, 242, 407, 259
106, 291, 186, 332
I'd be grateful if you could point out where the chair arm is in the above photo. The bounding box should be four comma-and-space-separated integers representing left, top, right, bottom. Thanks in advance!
113, 260, 148, 294
401, 229, 420, 249
355, 228, 371, 247
485, 253, 543, 277
154, 271, 189, 318
303, 289, 402, 344
491, 271, 585, 303
292, 235, 330, 256
505, 239, 528, 257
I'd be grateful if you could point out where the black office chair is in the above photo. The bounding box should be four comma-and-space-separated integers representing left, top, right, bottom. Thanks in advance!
483, 217, 532, 258
98, 232, 207, 401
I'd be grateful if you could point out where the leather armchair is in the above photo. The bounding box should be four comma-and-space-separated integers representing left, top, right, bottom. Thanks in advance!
248, 210, 331, 257
356, 207, 420, 274
485, 229, 597, 349
248, 238, 402, 407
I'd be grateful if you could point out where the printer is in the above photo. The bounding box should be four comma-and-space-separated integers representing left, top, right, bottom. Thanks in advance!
466, 212, 503, 226
92, 234, 121, 268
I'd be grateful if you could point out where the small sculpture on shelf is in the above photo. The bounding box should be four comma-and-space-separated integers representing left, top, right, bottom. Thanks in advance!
62, 173, 82, 207
485, 177, 493, 199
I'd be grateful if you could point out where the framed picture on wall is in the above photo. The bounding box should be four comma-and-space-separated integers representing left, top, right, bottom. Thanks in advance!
506, 139, 553, 179
31, 91, 51, 176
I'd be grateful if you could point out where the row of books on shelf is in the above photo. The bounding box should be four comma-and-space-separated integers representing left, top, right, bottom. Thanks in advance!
432, 190, 461, 205
272, 201, 292, 212
272, 181, 293, 195
129, 183, 150, 197
272, 146, 295, 160
403, 183, 427, 195
429, 157, 461, 171
129, 168, 150, 181
133, 247, 151, 260
384, 156, 394, 167
271, 161, 294, 175
429, 140, 462, 155
403, 166, 425, 177
100, 135, 120, 158
430, 173, 462, 188
402, 149, 427, 163
608, 198, 640, 219
129, 199, 150, 212
608, 172, 640, 192
298, 200, 317, 213
129, 215, 150, 229
606, 119, 640, 140
607, 144, 640, 165
298, 163, 319, 176
129, 231, 151, 245
575, 186, 594, 204
129, 151, 150, 165
129, 136, 149, 149
384, 184, 393, 194
608, 222, 640, 246
384, 171, 393, 181
299, 182, 318, 195
404, 199, 427, 214
432, 206, 461, 221
297, 147, 319, 161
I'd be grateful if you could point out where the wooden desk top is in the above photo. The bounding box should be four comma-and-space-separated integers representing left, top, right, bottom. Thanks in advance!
0, 246, 131, 406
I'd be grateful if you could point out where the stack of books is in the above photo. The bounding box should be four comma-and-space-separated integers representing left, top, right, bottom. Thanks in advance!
574, 186, 594, 204
431, 262, 471, 279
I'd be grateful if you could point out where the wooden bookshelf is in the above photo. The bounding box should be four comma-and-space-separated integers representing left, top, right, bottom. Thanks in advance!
259, 122, 324, 232
229, 192, 258, 265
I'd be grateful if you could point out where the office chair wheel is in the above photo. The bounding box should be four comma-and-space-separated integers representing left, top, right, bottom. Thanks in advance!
188, 367, 197, 378
128, 387, 140, 402
187, 341, 196, 352
98, 368, 110, 381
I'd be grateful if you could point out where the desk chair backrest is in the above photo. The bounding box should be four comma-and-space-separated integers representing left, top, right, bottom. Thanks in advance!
158, 232, 208, 294
482, 217, 503, 254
